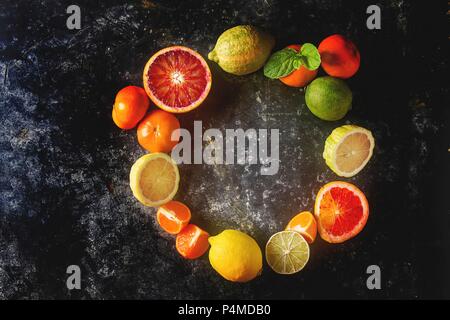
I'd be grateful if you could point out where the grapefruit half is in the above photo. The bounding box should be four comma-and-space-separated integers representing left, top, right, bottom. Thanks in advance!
314, 181, 369, 243
143, 46, 212, 113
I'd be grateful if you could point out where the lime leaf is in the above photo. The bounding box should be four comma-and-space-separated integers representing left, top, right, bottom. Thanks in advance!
264, 48, 299, 79
299, 43, 321, 70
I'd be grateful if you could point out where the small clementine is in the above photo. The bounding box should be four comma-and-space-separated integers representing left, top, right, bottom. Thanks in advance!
137, 109, 180, 153
112, 86, 149, 130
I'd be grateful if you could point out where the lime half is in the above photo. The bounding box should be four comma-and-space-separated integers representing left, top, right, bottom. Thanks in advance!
265, 231, 310, 274
323, 125, 375, 177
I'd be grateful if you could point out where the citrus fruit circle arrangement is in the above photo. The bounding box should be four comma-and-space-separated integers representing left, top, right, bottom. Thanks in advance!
112, 25, 376, 282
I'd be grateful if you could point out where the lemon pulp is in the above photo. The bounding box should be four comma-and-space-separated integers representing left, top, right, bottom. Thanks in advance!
130, 153, 179, 207
323, 125, 375, 177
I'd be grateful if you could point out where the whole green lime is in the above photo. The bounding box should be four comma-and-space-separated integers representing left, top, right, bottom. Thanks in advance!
305, 76, 352, 121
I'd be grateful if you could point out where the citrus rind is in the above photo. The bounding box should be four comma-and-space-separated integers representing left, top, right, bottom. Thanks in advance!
129, 153, 180, 207
314, 181, 369, 243
323, 125, 375, 177
265, 230, 310, 275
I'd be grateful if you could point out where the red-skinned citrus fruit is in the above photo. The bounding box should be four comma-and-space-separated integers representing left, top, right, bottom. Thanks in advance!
279, 44, 318, 87
314, 181, 369, 243
318, 34, 360, 79
112, 86, 149, 129
143, 46, 212, 113
137, 109, 180, 153
156, 201, 191, 234
176, 224, 210, 259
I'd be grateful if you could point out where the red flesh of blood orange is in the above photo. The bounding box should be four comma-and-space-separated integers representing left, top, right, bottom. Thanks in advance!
143, 46, 212, 113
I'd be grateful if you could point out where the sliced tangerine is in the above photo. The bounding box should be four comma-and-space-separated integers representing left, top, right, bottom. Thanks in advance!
285, 211, 317, 244
143, 46, 212, 113
176, 224, 210, 259
314, 181, 369, 243
156, 201, 191, 234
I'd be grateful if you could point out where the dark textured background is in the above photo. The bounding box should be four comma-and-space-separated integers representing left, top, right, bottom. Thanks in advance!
0, 0, 448, 299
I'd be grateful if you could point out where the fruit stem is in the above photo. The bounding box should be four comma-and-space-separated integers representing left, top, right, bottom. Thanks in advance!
208, 50, 217, 62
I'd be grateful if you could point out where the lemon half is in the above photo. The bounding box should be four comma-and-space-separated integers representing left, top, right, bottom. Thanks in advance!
130, 153, 180, 207
323, 125, 375, 177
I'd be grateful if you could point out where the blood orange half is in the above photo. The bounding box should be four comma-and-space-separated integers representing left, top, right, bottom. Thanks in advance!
143, 46, 212, 113
314, 181, 369, 243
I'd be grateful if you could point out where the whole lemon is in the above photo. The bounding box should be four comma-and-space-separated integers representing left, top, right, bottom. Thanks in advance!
208, 25, 275, 75
208, 230, 262, 282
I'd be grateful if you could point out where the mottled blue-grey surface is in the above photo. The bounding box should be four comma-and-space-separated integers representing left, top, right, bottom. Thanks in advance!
0, 0, 448, 299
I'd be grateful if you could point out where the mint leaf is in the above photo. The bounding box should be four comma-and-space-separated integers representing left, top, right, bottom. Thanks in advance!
264, 44, 321, 78
264, 48, 299, 79
299, 43, 321, 70
292, 58, 302, 70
